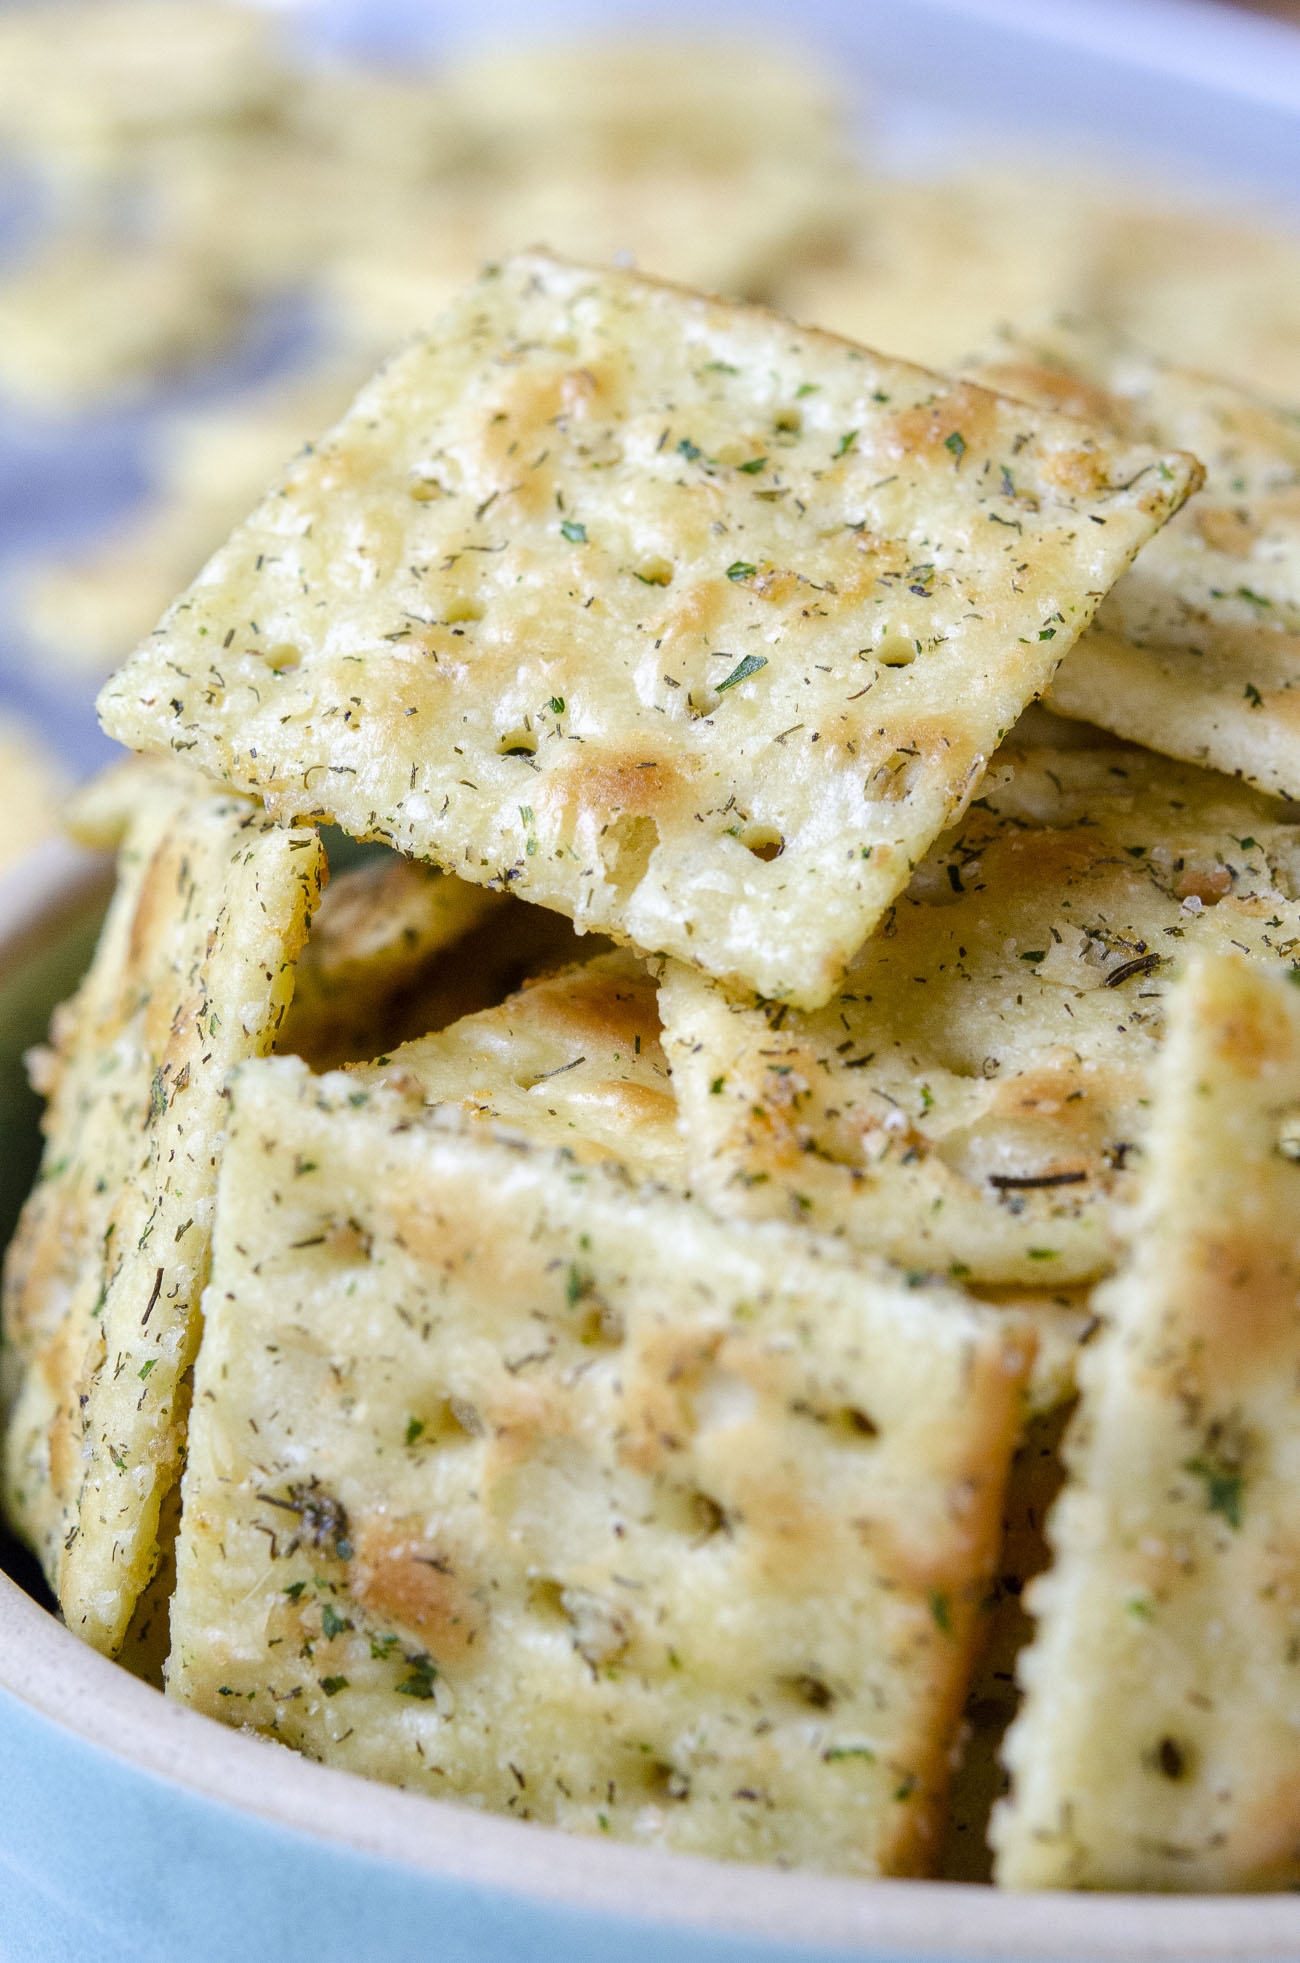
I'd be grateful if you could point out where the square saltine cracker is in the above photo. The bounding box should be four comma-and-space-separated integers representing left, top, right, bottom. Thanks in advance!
169, 1057, 1030, 1877
659, 744, 1300, 1286
2, 769, 323, 1655
967, 319, 1300, 799
99, 252, 1198, 1009
996, 952, 1300, 1889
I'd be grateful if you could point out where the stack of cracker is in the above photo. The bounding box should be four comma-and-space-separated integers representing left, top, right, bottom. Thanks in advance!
10, 247, 1300, 1893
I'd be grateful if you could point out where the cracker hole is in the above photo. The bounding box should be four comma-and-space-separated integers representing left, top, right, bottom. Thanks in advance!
791, 1397, 879, 1440
1154, 1736, 1191, 1781
496, 727, 538, 759
633, 555, 673, 586
643, 1759, 691, 1801
578, 1302, 625, 1347
741, 826, 784, 863
688, 1490, 730, 1539
874, 633, 916, 669
527, 1577, 568, 1621
266, 642, 302, 672
773, 408, 802, 434
780, 1672, 837, 1711
444, 597, 483, 625
408, 475, 447, 501
410, 1396, 484, 1446
1279, 1113, 1300, 1163
320, 1218, 372, 1263
601, 813, 659, 902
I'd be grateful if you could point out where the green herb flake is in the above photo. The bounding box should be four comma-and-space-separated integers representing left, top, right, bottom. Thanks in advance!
549, 696, 565, 714
726, 560, 757, 582
710, 1076, 727, 1095
283, 1580, 307, 1602
321, 1604, 349, 1640
1027, 1248, 1058, 1261
1244, 682, 1264, 707
822, 1744, 876, 1762
737, 455, 767, 475
1020, 950, 1047, 964
944, 430, 966, 461
676, 437, 703, 462
1126, 1595, 1155, 1621
405, 1416, 426, 1446
396, 1655, 438, 1699
795, 382, 819, 398
319, 1674, 349, 1697
716, 654, 768, 695
1237, 587, 1273, 608
559, 519, 587, 544
1185, 1456, 1244, 1529
137, 1359, 156, 1380
929, 1588, 951, 1634
833, 430, 858, 459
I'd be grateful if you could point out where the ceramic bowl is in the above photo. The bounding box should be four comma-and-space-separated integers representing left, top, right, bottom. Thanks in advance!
3, 848, 1300, 1963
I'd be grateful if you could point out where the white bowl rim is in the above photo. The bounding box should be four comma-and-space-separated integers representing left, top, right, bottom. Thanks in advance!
4, 842, 1300, 1962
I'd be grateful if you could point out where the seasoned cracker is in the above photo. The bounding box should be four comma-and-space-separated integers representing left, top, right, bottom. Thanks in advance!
996, 953, 1300, 1889
99, 252, 1199, 1009
965, 319, 1300, 799
659, 745, 1300, 1284
0, 0, 284, 189
774, 170, 1100, 371
1, 775, 323, 1655
169, 1056, 1030, 1877
0, 237, 243, 411
444, 36, 846, 174
326, 160, 857, 354
352, 948, 682, 1185
1082, 204, 1300, 404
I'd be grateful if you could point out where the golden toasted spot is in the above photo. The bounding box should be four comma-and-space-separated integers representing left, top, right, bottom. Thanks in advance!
1208, 987, 1295, 1073
293, 438, 390, 499
1176, 864, 1234, 905
542, 748, 686, 829
483, 1381, 572, 1472
750, 567, 803, 606
1041, 448, 1111, 498
1194, 505, 1259, 557
578, 1080, 678, 1129
525, 966, 661, 1053
650, 575, 732, 650
976, 362, 1126, 432
1229, 1769, 1300, 1886
1166, 1233, 1300, 1382
616, 1326, 722, 1475
348, 1516, 485, 1666
881, 383, 999, 464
